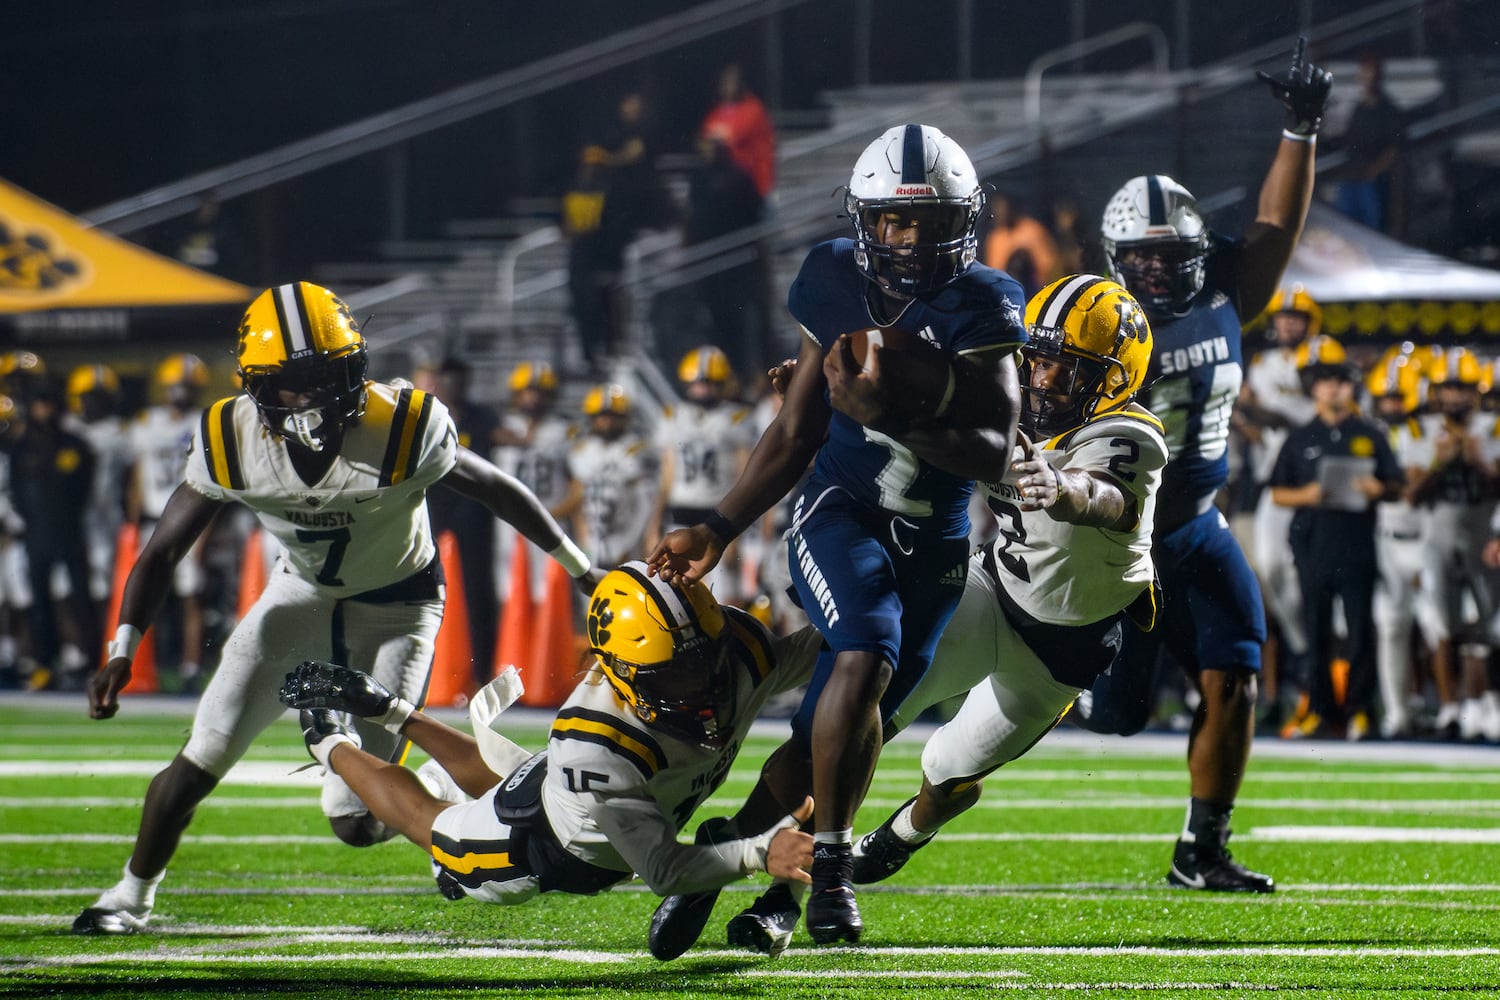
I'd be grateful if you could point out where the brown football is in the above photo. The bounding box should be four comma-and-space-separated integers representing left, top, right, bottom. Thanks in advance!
839, 327, 956, 425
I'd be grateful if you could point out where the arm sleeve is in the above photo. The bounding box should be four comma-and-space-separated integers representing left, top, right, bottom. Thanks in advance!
588, 793, 789, 896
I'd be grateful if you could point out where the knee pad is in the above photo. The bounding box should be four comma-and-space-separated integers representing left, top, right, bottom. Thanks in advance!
328, 812, 397, 848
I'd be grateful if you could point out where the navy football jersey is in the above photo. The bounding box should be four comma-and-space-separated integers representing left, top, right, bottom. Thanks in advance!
787, 239, 1026, 535
1140, 258, 1248, 529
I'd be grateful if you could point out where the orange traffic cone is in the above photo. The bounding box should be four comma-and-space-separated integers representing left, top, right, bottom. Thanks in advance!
1331, 656, 1350, 708
102, 523, 157, 694
236, 528, 269, 622
495, 541, 535, 682
527, 558, 581, 708
426, 532, 475, 708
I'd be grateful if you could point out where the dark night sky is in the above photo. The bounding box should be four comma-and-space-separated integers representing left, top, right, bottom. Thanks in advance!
4, 0, 1490, 276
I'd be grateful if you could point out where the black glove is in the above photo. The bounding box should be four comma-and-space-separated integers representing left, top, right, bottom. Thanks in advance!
279, 660, 412, 727
1257, 36, 1333, 137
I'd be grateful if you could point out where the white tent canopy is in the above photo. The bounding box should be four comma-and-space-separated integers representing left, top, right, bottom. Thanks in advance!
1282, 202, 1500, 303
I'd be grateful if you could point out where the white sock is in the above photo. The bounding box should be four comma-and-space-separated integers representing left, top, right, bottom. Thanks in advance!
891, 802, 931, 844
814, 829, 853, 847
309, 733, 357, 770
97, 862, 165, 913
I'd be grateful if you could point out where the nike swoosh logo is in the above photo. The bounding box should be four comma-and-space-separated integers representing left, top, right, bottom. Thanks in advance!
1170, 864, 1207, 890
353, 495, 378, 504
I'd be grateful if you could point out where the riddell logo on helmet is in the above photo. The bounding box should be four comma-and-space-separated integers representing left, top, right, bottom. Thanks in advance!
892, 185, 936, 196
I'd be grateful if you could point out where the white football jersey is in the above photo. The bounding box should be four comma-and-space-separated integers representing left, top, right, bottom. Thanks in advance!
1245, 347, 1316, 483
1402, 411, 1500, 550
494, 413, 575, 511
655, 401, 756, 511
131, 406, 201, 519
183, 383, 458, 599
980, 405, 1167, 626
540, 610, 818, 894
567, 433, 659, 567
1380, 417, 1427, 541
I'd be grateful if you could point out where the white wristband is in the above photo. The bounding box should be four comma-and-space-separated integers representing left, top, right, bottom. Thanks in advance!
548, 537, 592, 578
106, 624, 143, 662
1282, 129, 1316, 144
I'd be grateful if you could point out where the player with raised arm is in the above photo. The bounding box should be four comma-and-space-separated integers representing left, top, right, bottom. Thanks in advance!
276, 562, 817, 931
74, 281, 599, 935
1073, 40, 1332, 893
648, 124, 1024, 944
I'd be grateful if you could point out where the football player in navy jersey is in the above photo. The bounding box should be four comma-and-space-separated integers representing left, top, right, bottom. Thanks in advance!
648, 123, 1025, 943
1073, 41, 1333, 893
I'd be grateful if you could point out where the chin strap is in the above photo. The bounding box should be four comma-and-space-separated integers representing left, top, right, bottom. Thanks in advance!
283, 410, 327, 451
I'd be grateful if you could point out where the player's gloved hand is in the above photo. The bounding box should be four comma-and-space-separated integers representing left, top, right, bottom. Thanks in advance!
278, 660, 416, 730
1257, 35, 1333, 137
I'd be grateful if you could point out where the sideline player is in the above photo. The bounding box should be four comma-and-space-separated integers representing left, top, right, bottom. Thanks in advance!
650, 276, 1164, 958
649, 347, 756, 599
648, 124, 1024, 943
276, 563, 817, 929
74, 281, 599, 935
1073, 39, 1332, 893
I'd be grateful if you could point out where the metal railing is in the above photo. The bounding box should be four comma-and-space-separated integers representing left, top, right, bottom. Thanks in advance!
1023, 22, 1170, 128
82, 0, 812, 234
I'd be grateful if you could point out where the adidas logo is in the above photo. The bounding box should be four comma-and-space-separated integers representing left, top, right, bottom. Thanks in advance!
939, 564, 966, 587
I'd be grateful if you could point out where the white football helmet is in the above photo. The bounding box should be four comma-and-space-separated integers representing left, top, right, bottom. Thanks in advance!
845, 124, 984, 296
1100, 175, 1209, 319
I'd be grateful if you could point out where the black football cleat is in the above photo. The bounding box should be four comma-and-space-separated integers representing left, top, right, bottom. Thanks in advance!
299, 708, 359, 762
1167, 831, 1274, 893
725, 881, 801, 957
648, 817, 732, 960
805, 843, 863, 944
72, 905, 150, 936
851, 797, 932, 884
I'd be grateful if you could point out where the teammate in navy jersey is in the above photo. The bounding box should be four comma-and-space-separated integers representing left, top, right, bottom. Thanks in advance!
648, 124, 1024, 943
1074, 41, 1332, 893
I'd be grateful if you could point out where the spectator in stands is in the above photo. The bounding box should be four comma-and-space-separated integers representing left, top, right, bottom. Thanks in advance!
414, 358, 503, 688
171, 192, 246, 281
700, 62, 776, 201
564, 91, 672, 373
1270, 356, 1403, 740
684, 129, 771, 379
982, 192, 1058, 297
1334, 53, 1403, 234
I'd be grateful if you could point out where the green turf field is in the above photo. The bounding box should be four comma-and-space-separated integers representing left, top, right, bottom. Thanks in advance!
4, 692, 1499, 999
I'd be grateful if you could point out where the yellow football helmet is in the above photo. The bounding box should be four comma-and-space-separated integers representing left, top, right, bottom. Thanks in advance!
509, 360, 559, 394
581, 383, 631, 416
1427, 345, 1483, 387
236, 281, 368, 450
0, 351, 46, 395
1268, 285, 1323, 338
677, 346, 733, 385
585, 561, 736, 748
1020, 274, 1153, 435
1366, 349, 1423, 414
1293, 334, 1347, 369
67, 364, 121, 416
155, 353, 210, 389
